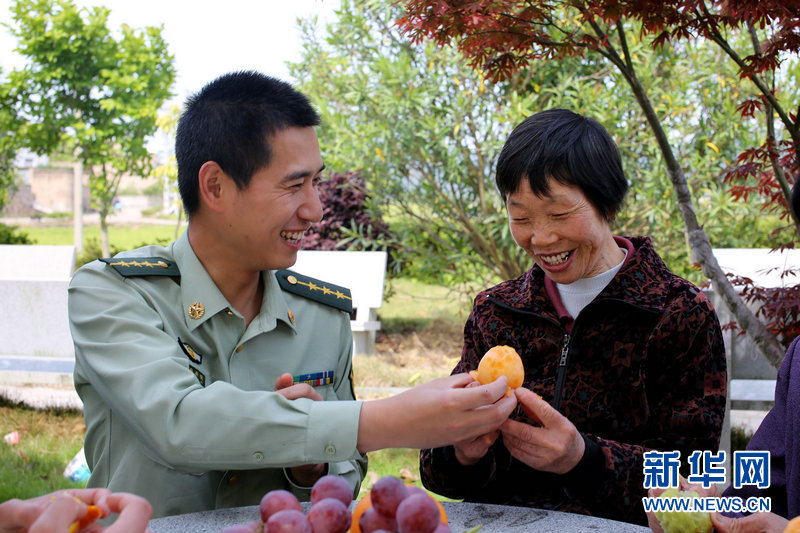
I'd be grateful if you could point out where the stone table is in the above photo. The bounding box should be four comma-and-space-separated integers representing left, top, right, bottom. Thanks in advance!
148, 501, 651, 532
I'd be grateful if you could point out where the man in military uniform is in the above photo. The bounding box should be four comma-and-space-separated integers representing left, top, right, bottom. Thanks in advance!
68, 71, 517, 518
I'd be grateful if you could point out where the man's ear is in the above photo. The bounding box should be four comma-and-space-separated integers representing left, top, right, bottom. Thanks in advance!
197, 161, 228, 213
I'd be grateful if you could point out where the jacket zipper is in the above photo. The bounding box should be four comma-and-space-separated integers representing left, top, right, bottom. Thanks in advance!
486, 295, 655, 412
552, 333, 571, 412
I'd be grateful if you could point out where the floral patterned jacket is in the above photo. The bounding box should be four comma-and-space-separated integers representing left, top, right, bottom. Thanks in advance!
419, 236, 727, 525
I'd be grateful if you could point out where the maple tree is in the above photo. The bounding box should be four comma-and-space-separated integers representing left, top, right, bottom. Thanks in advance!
399, 0, 800, 366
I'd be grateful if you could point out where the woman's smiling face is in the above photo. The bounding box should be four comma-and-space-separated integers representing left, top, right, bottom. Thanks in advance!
506, 178, 622, 284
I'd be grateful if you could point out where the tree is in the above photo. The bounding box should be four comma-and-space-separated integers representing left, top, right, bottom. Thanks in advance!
0, 67, 23, 213
149, 104, 183, 240
291, 0, 534, 286
2, 0, 176, 256
293, 0, 781, 292
399, 0, 800, 366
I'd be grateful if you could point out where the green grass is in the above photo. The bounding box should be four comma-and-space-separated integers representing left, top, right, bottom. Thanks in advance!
380, 278, 471, 333
0, 398, 87, 501
21, 223, 183, 250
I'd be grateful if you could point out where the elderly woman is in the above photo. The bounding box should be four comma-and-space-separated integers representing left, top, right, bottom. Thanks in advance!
419, 109, 727, 525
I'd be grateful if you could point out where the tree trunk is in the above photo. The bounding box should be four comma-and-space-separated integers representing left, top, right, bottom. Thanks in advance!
100, 213, 110, 258
624, 71, 785, 367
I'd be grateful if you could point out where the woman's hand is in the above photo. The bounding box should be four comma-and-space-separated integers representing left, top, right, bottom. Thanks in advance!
500, 387, 585, 474
98, 492, 153, 533
645, 478, 717, 533
453, 429, 500, 466
0, 489, 152, 533
710, 512, 789, 533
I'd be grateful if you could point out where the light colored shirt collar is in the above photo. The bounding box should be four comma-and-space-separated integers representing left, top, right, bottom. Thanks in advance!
173, 232, 295, 333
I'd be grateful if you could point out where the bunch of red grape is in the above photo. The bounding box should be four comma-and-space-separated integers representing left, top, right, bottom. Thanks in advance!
357, 476, 450, 533
218, 474, 449, 533
220, 475, 352, 533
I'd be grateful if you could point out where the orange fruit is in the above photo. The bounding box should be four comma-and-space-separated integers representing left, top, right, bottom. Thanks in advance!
69, 505, 102, 533
475, 345, 524, 395
784, 516, 800, 533
350, 484, 446, 533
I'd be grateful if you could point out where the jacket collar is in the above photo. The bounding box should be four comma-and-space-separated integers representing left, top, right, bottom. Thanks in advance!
488, 236, 675, 316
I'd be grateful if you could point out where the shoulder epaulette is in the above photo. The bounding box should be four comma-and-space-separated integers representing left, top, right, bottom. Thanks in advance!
276, 269, 353, 314
100, 257, 180, 277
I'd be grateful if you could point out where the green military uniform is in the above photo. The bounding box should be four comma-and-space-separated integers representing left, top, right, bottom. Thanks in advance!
68, 232, 367, 518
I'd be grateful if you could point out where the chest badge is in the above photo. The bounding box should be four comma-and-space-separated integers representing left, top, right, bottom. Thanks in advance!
293, 370, 334, 387
178, 338, 203, 364
288, 308, 295, 325
188, 302, 205, 319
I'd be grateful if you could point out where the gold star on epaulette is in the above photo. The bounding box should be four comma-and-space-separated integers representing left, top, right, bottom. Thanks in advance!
276, 269, 353, 314
100, 257, 180, 278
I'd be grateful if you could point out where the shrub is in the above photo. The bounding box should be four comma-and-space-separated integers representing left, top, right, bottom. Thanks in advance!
300, 171, 391, 252
0, 223, 33, 244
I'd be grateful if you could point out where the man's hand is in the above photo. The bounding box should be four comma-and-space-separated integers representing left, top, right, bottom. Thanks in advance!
274, 373, 323, 401
358, 373, 517, 453
500, 387, 584, 474
287, 464, 327, 488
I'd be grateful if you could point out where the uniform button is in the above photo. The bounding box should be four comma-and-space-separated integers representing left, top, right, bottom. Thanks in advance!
236, 345, 243, 353
253, 451, 264, 462
325, 444, 336, 456
228, 475, 239, 485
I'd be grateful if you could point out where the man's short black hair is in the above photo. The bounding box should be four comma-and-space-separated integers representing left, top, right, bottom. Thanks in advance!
495, 109, 629, 221
175, 71, 320, 217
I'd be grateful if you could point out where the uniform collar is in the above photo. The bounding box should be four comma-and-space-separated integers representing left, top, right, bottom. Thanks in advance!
260, 271, 297, 333
173, 232, 296, 333
173, 232, 233, 330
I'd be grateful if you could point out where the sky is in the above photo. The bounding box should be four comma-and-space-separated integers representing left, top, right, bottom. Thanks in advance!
0, 0, 341, 105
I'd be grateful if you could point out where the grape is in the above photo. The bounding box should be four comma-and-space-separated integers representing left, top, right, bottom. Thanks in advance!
260, 490, 303, 523
307, 497, 351, 533
358, 506, 397, 533
433, 522, 451, 533
396, 493, 441, 533
405, 485, 427, 498
370, 476, 408, 519
264, 509, 311, 533
653, 487, 712, 533
310, 475, 353, 507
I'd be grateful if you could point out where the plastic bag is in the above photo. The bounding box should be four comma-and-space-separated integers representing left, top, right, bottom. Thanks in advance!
64, 446, 91, 484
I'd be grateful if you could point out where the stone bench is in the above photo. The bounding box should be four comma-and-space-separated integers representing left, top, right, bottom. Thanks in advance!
0, 244, 76, 359
290, 250, 388, 356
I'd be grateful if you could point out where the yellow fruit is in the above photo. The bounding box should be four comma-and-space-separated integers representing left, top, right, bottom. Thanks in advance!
475, 345, 524, 395
784, 516, 800, 533
654, 487, 712, 533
